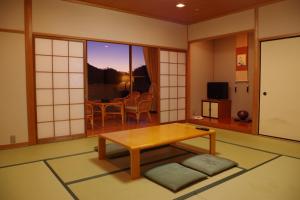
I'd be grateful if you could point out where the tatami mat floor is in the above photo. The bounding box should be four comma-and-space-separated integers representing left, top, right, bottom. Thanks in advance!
0, 123, 299, 200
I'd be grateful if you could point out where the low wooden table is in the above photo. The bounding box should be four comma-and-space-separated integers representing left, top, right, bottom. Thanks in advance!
92, 101, 124, 127
98, 123, 216, 179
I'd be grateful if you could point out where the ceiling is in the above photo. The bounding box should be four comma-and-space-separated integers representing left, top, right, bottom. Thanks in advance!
73, 0, 279, 24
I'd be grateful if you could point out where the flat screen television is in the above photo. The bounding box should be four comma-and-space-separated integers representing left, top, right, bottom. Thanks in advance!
207, 82, 228, 99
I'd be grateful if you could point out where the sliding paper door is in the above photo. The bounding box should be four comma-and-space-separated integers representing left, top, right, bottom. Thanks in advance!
35, 38, 85, 139
260, 36, 300, 141
159, 50, 186, 123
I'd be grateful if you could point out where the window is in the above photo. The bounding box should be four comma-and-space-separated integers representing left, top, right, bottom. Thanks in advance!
87, 41, 130, 100
87, 41, 150, 100
132, 46, 151, 93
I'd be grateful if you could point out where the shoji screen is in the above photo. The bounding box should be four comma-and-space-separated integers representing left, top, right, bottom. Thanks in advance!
35, 38, 85, 139
160, 50, 186, 123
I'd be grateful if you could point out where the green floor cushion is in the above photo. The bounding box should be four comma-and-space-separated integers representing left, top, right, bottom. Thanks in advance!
94, 143, 129, 159
144, 163, 207, 192
181, 154, 238, 176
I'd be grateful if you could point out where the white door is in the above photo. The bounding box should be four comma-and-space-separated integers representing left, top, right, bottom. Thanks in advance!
210, 102, 219, 118
202, 101, 210, 117
260, 37, 300, 141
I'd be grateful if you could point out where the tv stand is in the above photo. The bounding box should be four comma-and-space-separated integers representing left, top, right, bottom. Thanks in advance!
202, 99, 231, 119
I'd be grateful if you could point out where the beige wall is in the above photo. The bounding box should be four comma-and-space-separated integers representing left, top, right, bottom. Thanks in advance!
190, 41, 214, 117
0, 0, 24, 30
0, 32, 28, 145
188, 9, 255, 41
213, 33, 254, 118
258, 0, 300, 39
32, 0, 187, 49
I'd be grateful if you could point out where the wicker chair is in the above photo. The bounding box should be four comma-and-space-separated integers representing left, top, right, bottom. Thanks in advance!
125, 93, 153, 123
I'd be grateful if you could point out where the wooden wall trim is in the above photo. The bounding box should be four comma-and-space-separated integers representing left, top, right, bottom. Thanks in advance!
252, 8, 260, 134
188, 29, 255, 44
0, 28, 24, 34
25, 0, 37, 145
258, 32, 300, 42
186, 42, 191, 119
33, 32, 187, 52
0, 142, 29, 150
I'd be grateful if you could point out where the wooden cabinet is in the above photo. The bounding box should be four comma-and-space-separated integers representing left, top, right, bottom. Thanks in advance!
202, 99, 231, 119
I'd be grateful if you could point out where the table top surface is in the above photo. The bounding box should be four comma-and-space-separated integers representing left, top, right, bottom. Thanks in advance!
99, 123, 215, 150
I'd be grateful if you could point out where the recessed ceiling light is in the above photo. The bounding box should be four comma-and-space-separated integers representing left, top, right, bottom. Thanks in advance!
104, 45, 109, 48
176, 3, 186, 8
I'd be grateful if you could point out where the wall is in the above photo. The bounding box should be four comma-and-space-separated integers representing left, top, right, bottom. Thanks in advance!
258, 0, 300, 39
0, 32, 28, 145
190, 41, 214, 117
0, 0, 28, 146
213, 33, 254, 118
0, 0, 24, 30
32, 0, 187, 49
188, 9, 255, 41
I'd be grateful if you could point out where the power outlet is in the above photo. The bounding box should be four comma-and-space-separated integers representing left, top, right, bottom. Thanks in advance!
10, 135, 16, 144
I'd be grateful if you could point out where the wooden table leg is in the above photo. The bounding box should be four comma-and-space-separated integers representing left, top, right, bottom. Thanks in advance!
121, 105, 124, 125
209, 132, 216, 155
98, 137, 106, 160
130, 149, 140, 179
101, 105, 105, 127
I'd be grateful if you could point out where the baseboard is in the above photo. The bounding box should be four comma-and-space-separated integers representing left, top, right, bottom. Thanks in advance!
0, 142, 29, 150
37, 133, 86, 144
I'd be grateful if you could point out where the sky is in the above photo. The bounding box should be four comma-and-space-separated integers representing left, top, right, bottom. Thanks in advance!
87, 41, 145, 72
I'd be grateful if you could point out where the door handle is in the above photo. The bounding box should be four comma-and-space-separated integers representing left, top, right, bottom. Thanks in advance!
263, 92, 267, 96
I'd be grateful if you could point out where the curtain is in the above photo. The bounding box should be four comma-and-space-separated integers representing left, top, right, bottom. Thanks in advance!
143, 47, 159, 111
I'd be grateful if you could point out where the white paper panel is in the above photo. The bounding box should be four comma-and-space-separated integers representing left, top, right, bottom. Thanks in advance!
178, 52, 186, 64
178, 76, 185, 86
53, 73, 68, 88
160, 111, 169, 123
69, 41, 83, 57
160, 63, 169, 74
37, 122, 54, 139
178, 87, 186, 98
37, 106, 53, 122
54, 105, 69, 121
178, 64, 186, 75
169, 110, 178, 122
36, 89, 53, 105
169, 63, 177, 75
178, 109, 186, 120
53, 40, 68, 56
160, 51, 169, 62
35, 55, 52, 72
169, 87, 178, 98
36, 73, 52, 88
169, 99, 177, 110
169, 75, 178, 86
69, 73, 84, 88
53, 56, 68, 72
55, 121, 70, 136
35, 38, 52, 55
70, 119, 85, 135
169, 52, 178, 63
54, 89, 69, 104
160, 99, 169, 111
70, 104, 84, 119
160, 75, 169, 87
178, 98, 186, 109
69, 57, 83, 72
160, 87, 169, 99
70, 89, 84, 104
